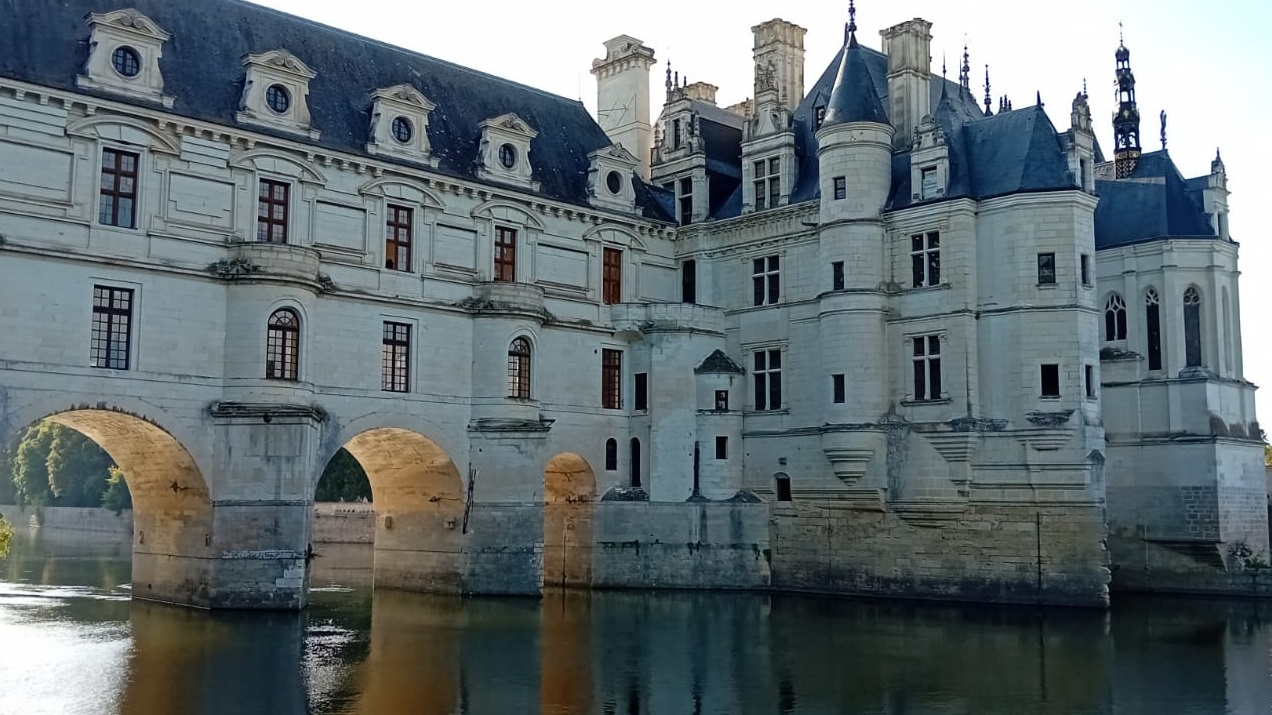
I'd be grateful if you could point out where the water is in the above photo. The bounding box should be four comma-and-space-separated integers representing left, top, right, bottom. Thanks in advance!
1, 529, 1271, 715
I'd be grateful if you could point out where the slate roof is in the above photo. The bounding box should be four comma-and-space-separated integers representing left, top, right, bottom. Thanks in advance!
1093, 150, 1217, 249
0, 0, 672, 222
822, 43, 888, 127
695, 349, 745, 375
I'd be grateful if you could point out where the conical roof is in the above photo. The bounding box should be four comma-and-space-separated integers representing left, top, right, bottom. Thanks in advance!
822, 43, 889, 127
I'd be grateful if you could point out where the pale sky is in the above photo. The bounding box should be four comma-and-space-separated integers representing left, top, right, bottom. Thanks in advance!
255, 0, 1271, 426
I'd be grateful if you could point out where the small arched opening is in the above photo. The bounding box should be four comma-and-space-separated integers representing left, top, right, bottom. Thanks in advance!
544, 453, 596, 589
774, 473, 793, 502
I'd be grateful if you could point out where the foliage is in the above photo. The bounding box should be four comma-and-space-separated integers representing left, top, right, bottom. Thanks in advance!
0, 445, 16, 505
315, 449, 372, 503
0, 515, 11, 558
1264, 443, 1271, 469
12, 423, 56, 508
7, 421, 129, 510
102, 467, 133, 515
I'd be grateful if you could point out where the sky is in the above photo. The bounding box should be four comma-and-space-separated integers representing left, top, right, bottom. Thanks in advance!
254, 0, 1271, 425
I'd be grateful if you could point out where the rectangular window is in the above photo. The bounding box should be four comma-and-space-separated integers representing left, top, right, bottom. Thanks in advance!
1085, 364, 1096, 399
814, 106, 826, 129
1080, 254, 1091, 286
634, 372, 648, 411
603, 247, 623, 304
714, 389, 729, 411
753, 349, 783, 411
494, 226, 517, 282
385, 205, 413, 272
921, 167, 938, 198
90, 285, 134, 370
381, 322, 411, 393
257, 179, 289, 243
602, 349, 622, 409
910, 231, 941, 288
98, 148, 139, 228
832, 374, 846, 404
911, 335, 942, 401
1037, 253, 1057, 285
1041, 363, 1061, 398
754, 158, 781, 211
681, 260, 697, 303
672, 118, 682, 149
752, 255, 780, 306
678, 177, 693, 225
715, 436, 728, 460
833, 176, 846, 201
832, 261, 845, 291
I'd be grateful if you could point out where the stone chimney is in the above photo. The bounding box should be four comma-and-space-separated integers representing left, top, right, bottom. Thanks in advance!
682, 81, 718, 105
879, 19, 932, 149
592, 35, 657, 179
752, 19, 806, 113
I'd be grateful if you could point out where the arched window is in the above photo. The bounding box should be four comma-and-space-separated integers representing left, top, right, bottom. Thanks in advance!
604, 438, 618, 471
1145, 289, 1162, 371
1184, 287, 1202, 367
629, 437, 641, 488
507, 337, 531, 399
266, 309, 300, 380
1104, 294, 1127, 341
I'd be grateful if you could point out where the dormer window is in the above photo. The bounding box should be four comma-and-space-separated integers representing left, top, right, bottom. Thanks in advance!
77, 9, 174, 107
477, 114, 539, 191
391, 117, 413, 144
366, 85, 437, 166
587, 144, 639, 212
921, 167, 938, 198
237, 50, 319, 139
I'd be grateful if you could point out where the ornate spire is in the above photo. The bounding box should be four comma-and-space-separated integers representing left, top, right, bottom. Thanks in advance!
959, 41, 970, 93
1113, 24, 1141, 178
665, 60, 673, 98
983, 64, 992, 115
1160, 109, 1167, 151
845, 0, 859, 47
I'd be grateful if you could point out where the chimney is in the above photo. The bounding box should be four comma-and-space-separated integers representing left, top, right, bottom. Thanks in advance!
682, 81, 718, 105
592, 35, 657, 179
879, 19, 933, 149
752, 19, 806, 112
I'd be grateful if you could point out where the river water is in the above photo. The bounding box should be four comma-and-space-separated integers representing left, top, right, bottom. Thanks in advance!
1, 529, 1271, 715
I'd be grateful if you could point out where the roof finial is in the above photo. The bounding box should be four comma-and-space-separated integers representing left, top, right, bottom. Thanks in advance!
942, 52, 947, 80
845, 0, 858, 47
959, 40, 970, 93
983, 64, 992, 116
1083, 77, 1088, 98
1160, 109, 1167, 151
1036, 90, 1043, 107
665, 61, 673, 95
1119, 21, 1124, 47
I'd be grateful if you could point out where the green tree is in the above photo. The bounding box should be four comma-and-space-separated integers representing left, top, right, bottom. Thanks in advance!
12, 423, 55, 508
101, 466, 133, 514
0, 444, 16, 505
1265, 444, 1271, 469
0, 515, 12, 558
47, 426, 113, 507
315, 449, 372, 503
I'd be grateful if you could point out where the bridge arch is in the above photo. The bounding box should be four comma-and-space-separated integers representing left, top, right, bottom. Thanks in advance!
543, 452, 596, 589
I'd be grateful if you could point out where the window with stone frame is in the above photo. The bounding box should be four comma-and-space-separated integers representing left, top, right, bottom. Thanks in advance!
677, 177, 693, 225
257, 179, 289, 243
494, 226, 517, 282
508, 337, 532, 399
99, 148, 139, 228
601, 349, 622, 409
1040, 363, 1061, 398
832, 261, 845, 291
1085, 365, 1097, 399
833, 176, 846, 200
752, 256, 780, 306
1037, 253, 1057, 285
603, 247, 623, 304
681, 260, 697, 303
1104, 294, 1127, 341
832, 374, 846, 404
911, 231, 940, 288
754, 157, 780, 211
381, 322, 411, 392
1184, 287, 1203, 367
604, 438, 618, 471
633, 372, 648, 411
265, 309, 300, 381
385, 205, 413, 272
911, 335, 942, 401
1080, 254, 1092, 286
920, 167, 938, 199
1145, 288, 1163, 371
715, 436, 728, 460
753, 349, 783, 411
90, 285, 134, 370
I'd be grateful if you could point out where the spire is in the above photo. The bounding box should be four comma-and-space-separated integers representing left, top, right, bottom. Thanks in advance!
1036, 90, 1043, 107
959, 41, 970, 93
1160, 110, 1167, 151
983, 64, 992, 116
822, 30, 888, 128
1113, 24, 1141, 178
845, 0, 859, 47
665, 60, 673, 98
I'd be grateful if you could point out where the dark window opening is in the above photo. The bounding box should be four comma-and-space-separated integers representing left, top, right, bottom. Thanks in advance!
754, 349, 783, 411
494, 226, 517, 282
99, 148, 139, 228
266, 308, 300, 381
1037, 253, 1057, 285
912, 335, 942, 401
681, 260, 697, 303
111, 46, 141, 77
1184, 287, 1202, 367
715, 436, 728, 460
1146, 289, 1163, 370
265, 84, 290, 113
602, 349, 622, 409
629, 438, 641, 488
832, 261, 845, 291
833, 176, 846, 200
1085, 365, 1096, 399
90, 285, 133, 370
1104, 294, 1127, 341
1080, 254, 1092, 286
385, 205, 413, 271
381, 322, 411, 393
391, 116, 413, 144
257, 179, 289, 243
775, 475, 792, 501
604, 438, 618, 471
832, 374, 846, 404
910, 232, 940, 288
633, 372, 648, 411
714, 390, 729, 411
678, 177, 693, 225
752, 255, 780, 306
507, 337, 532, 399
1041, 364, 1061, 398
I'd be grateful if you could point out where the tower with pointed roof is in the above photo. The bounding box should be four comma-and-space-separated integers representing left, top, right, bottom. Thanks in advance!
1113, 33, 1141, 178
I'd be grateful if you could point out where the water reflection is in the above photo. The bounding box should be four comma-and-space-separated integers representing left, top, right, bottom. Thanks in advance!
1, 530, 1270, 714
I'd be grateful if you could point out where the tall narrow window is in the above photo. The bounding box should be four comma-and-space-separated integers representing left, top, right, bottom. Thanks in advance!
266, 309, 300, 381
920, 167, 938, 198
508, 337, 532, 399
90, 285, 134, 370
629, 437, 642, 488
99, 149, 138, 228
672, 119, 682, 149
678, 178, 693, 225
833, 176, 846, 200
753, 349, 783, 411
381, 322, 411, 392
494, 226, 517, 282
775, 474, 792, 501
832, 374, 846, 404
1145, 289, 1163, 371
602, 349, 622, 409
832, 261, 845, 291
1041, 364, 1061, 398
752, 256, 780, 306
604, 438, 618, 471
1085, 365, 1096, 399
715, 436, 728, 460
681, 260, 697, 303
754, 158, 780, 210
1037, 253, 1057, 285
1184, 287, 1202, 367
714, 390, 729, 411
633, 372, 648, 411
911, 335, 942, 401
1080, 254, 1092, 286
1104, 294, 1127, 341
603, 247, 623, 304
257, 179, 289, 244
910, 231, 940, 287
385, 205, 413, 272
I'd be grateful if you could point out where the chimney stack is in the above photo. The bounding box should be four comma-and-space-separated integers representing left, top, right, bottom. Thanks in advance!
592, 36, 657, 179
752, 19, 806, 113
879, 19, 933, 149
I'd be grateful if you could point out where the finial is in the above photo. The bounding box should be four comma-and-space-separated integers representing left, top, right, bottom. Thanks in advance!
959, 40, 970, 93
1083, 77, 1088, 98
1216, 147, 1222, 161
942, 52, 947, 80
983, 64, 992, 115
1160, 109, 1167, 150
845, 0, 858, 47
1119, 21, 1124, 47
1036, 90, 1043, 107
665, 61, 673, 94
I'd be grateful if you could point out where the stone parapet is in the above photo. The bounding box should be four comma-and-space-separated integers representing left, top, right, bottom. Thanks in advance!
608, 302, 726, 335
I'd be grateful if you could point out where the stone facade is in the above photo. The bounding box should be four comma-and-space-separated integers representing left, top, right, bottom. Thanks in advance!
0, 1, 1264, 608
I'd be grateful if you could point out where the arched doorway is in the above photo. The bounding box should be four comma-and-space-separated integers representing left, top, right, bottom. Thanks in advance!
8, 409, 213, 607
543, 452, 596, 589
317, 427, 465, 593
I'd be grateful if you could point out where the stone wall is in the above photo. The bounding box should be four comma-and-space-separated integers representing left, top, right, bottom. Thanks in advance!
312, 503, 375, 544
0, 504, 132, 535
